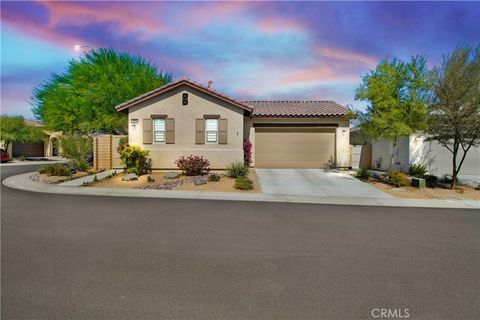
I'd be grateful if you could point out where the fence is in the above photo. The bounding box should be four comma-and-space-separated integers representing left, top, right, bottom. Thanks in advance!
93, 135, 126, 171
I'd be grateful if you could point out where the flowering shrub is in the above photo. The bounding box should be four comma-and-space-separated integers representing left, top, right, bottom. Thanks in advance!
175, 155, 210, 176
243, 139, 252, 166
387, 170, 410, 187
119, 145, 151, 176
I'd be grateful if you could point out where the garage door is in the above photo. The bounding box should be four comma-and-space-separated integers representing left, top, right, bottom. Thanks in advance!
12, 142, 44, 157
255, 128, 335, 168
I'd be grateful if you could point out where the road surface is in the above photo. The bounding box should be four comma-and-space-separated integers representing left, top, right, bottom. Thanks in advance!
1, 164, 479, 319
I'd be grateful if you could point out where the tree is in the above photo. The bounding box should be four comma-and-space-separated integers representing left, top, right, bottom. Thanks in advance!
427, 45, 480, 188
355, 56, 431, 169
0, 116, 45, 150
355, 56, 431, 143
32, 48, 172, 135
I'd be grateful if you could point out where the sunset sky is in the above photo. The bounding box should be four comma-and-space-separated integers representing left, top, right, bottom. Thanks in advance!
1, 1, 479, 119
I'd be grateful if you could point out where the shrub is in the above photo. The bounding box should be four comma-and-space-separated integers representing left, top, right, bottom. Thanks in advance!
425, 175, 438, 188
356, 168, 371, 180
175, 155, 210, 176
119, 145, 151, 176
322, 156, 336, 170
235, 176, 253, 190
117, 136, 129, 153
68, 158, 89, 172
39, 163, 71, 176
441, 174, 453, 183
208, 173, 221, 182
409, 163, 428, 177
60, 135, 92, 171
234, 176, 254, 190
243, 139, 252, 167
387, 170, 410, 187
226, 161, 248, 178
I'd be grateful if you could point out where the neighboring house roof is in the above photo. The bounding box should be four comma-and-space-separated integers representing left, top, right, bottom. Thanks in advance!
115, 78, 253, 113
245, 100, 349, 118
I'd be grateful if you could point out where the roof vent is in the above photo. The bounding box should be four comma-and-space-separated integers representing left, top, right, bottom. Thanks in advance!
207, 80, 213, 88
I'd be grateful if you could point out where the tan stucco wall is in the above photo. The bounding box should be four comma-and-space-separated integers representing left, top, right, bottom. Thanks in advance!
244, 117, 350, 167
128, 85, 245, 169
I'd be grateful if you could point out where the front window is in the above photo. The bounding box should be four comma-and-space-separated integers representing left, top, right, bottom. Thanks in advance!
153, 118, 165, 143
205, 118, 218, 144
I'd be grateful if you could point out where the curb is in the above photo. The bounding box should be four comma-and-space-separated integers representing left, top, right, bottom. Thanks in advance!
3, 171, 480, 209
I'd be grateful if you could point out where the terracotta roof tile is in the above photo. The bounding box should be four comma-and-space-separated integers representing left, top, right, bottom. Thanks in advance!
245, 100, 348, 118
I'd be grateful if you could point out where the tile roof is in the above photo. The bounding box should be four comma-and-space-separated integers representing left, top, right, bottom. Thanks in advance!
115, 78, 348, 118
245, 100, 348, 118
115, 78, 252, 112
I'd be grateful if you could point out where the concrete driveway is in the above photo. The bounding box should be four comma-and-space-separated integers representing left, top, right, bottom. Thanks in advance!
256, 169, 393, 198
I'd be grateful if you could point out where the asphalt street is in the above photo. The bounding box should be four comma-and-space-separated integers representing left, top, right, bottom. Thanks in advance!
1, 164, 479, 320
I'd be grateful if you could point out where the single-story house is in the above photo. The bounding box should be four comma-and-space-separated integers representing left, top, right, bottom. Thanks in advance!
116, 78, 350, 169
351, 129, 480, 184
2, 119, 62, 158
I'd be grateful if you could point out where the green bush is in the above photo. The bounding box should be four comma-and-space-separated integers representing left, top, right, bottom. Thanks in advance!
234, 176, 253, 190
208, 173, 221, 182
356, 168, 371, 180
425, 175, 438, 188
441, 175, 453, 183
119, 145, 151, 176
39, 163, 71, 176
409, 163, 428, 177
387, 170, 410, 187
117, 136, 129, 153
226, 161, 249, 178
68, 158, 89, 171
60, 135, 92, 171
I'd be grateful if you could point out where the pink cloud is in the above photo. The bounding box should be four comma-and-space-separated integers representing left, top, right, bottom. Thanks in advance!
315, 46, 377, 67
181, 1, 252, 29
40, 1, 167, 38
258, 17, 305, 34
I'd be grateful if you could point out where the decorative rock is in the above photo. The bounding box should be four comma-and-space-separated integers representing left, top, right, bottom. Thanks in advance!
122, 173, 138, 181
193, 176, 207, 185
164, 172, 180, 179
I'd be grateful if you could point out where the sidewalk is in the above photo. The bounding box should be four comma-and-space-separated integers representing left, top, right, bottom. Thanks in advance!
3, 171, 479, 209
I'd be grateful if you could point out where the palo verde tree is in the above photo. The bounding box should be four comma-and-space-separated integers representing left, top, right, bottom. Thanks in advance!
355, 56, 431, 166
0, 116, 45, 150
427, 45, 480, 188
32, 48, 172, 135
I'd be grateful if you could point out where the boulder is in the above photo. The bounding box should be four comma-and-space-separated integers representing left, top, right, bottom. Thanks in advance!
122, 173, 138, 181
193, 176, 207, 185
164, 172, 180, 179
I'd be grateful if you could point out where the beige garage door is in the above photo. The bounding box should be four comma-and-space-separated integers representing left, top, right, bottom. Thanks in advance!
255, 128, 335, 168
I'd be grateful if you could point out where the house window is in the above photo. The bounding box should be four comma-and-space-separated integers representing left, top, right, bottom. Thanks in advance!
153, 118, 166, 143
205, 118, 218, 144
